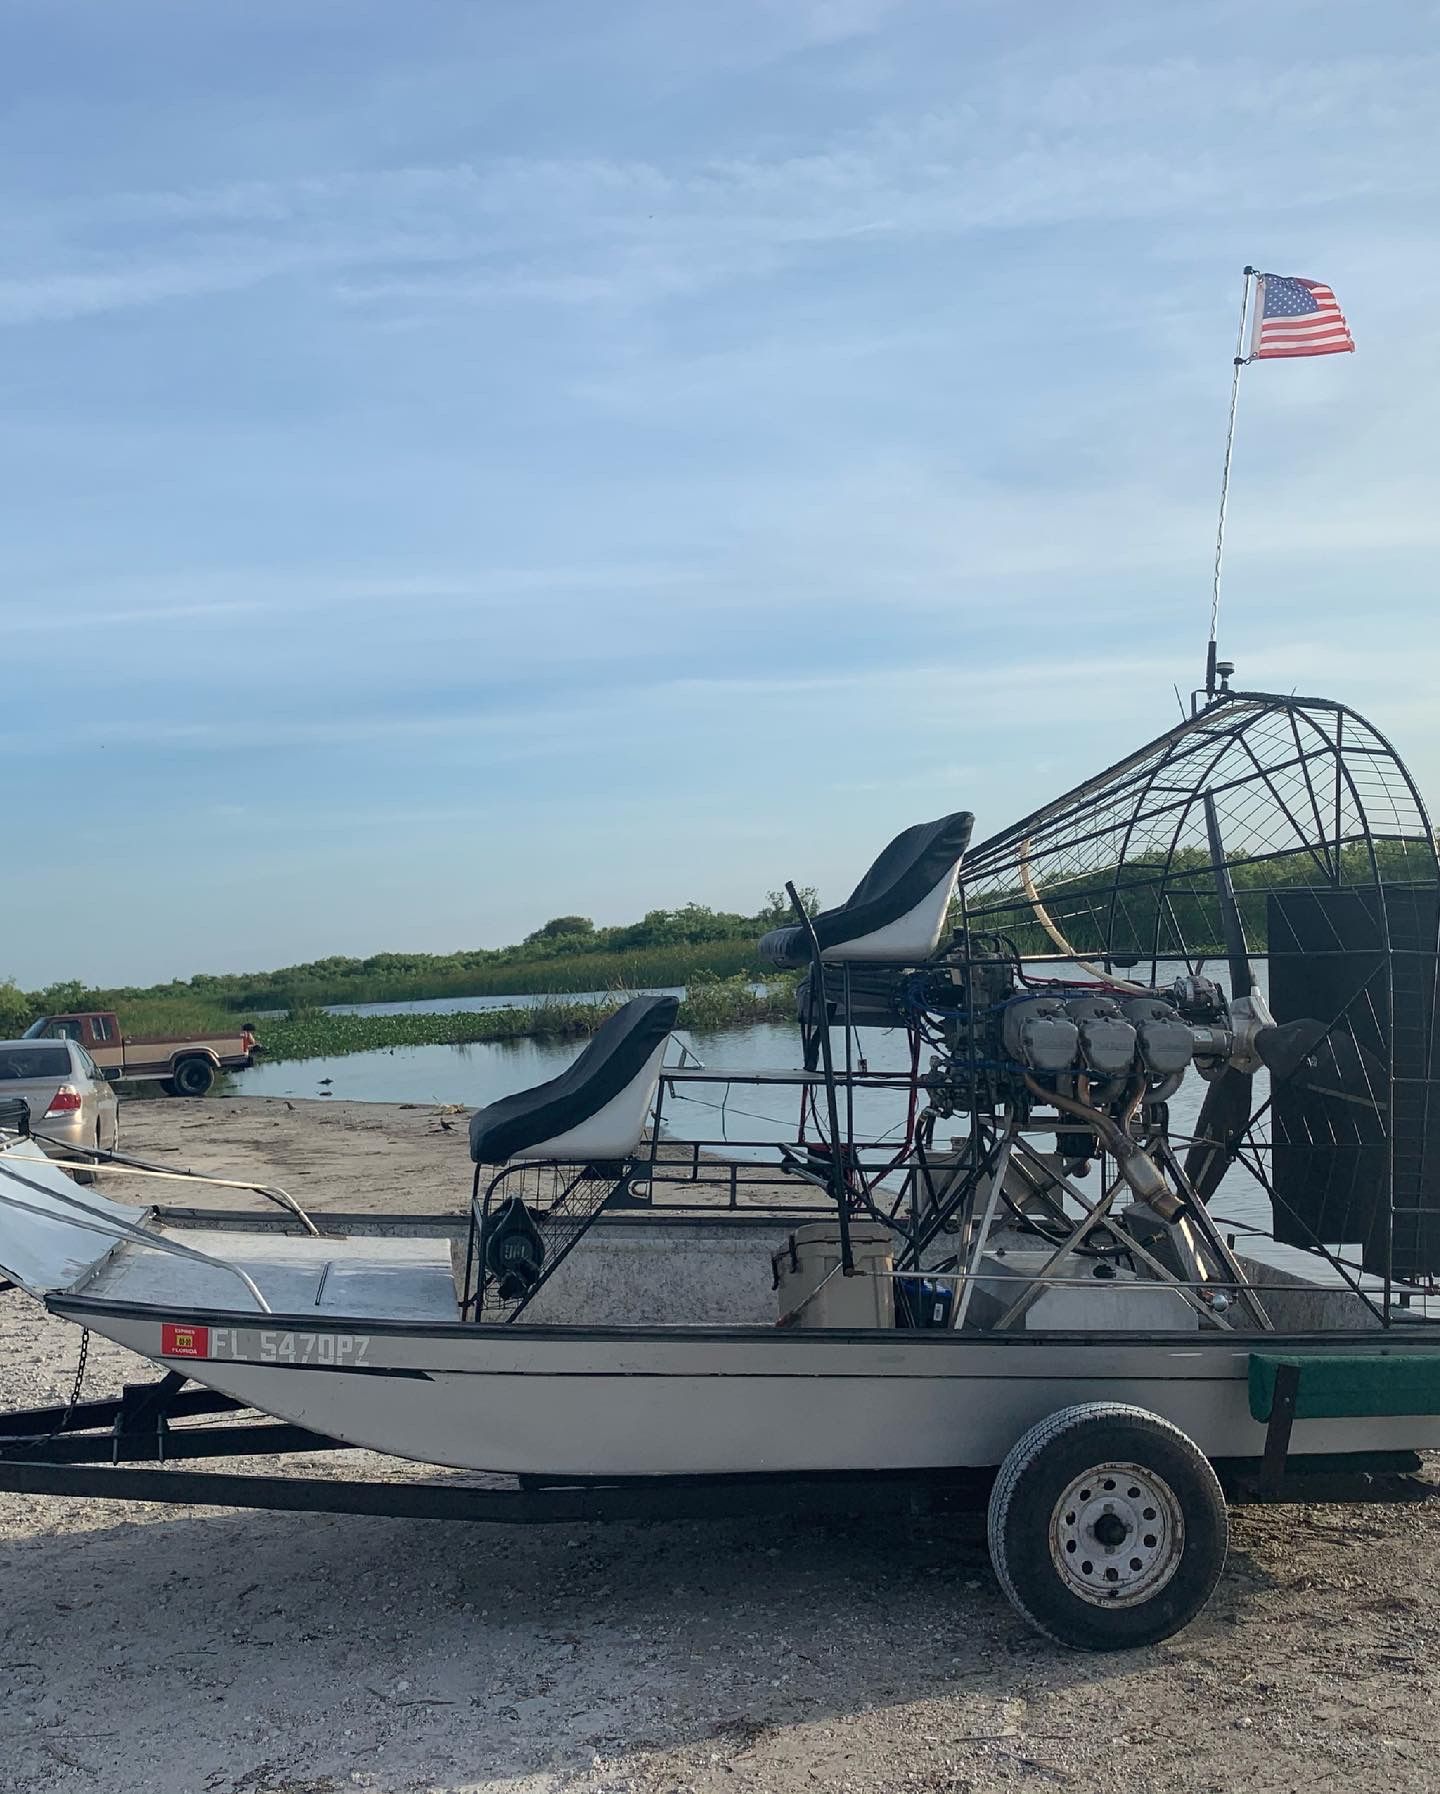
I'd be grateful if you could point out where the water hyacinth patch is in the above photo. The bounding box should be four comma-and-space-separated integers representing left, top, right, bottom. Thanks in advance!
259, 975, 796, 1064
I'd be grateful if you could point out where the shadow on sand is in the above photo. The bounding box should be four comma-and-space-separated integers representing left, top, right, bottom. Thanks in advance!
0, 1478, 1258, 1793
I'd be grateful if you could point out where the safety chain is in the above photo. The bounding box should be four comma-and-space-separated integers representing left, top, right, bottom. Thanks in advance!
61, 1326, 91, 1427
0, 1326, 89, 1457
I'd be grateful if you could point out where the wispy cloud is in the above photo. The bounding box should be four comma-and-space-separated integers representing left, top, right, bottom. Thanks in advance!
759, 0, 911, 49
11, 563, 706, 624
0, 598, 267, 634
6, 52, 1435, 326
2, 4, 1436, 985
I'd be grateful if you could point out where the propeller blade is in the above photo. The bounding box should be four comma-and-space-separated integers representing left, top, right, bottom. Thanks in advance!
1256, 1021, 1388, 1117
1186, 794, 1257, 1201
1253, 1017, 1329, 1084
1184, 1065, 1254, 1202
1188, 1019, 1389, 1203
1202, 792, 1253, 999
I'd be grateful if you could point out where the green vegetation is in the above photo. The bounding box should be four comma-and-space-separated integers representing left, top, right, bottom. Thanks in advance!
0, 982, 30, 1037
11, 835, 1439, 1063
261, 974, 796, 1064
965, 838, 1435, 962
10, 835, 1438, 1060
2, 890, 819, 1045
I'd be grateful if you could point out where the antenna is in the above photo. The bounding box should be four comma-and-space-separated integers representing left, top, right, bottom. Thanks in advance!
1206, 267, 1256, 699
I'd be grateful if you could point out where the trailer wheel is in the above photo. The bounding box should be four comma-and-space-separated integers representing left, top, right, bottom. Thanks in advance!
171, 1057, 216, 1098
987, 1403, 1227, 1651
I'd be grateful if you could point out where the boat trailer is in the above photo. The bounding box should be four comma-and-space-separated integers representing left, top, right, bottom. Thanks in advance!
0, 1364, 1431, 1522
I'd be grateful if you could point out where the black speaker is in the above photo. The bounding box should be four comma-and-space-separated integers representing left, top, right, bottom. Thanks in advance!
1267, 883, 1440, 1278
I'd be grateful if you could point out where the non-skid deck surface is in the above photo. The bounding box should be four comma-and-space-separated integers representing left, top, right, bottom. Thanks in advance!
82, 1230, 460, 1321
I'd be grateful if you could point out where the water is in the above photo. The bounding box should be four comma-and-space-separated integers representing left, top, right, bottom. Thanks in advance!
236, 962, 1244, 1145
253, 986, 688, 1021
320, 986, 686, 1019
230, 1002, 1298, 1267
232, 1019, 808, 1115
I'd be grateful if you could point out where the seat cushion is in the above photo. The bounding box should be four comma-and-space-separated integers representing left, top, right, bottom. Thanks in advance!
759, 810, 974, 968
469, 994, 679, 1164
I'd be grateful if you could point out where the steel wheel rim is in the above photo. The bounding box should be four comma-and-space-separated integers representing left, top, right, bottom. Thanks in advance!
1048, 1460, 1184, 1608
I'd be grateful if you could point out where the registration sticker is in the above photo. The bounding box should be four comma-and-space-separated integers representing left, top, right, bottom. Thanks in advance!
161, 1322, 210, 1358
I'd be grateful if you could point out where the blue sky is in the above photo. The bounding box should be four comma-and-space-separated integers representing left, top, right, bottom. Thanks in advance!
3, 0, 1438, 988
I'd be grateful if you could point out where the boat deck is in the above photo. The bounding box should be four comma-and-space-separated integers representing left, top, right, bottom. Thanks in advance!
81, 1230, 461, 1322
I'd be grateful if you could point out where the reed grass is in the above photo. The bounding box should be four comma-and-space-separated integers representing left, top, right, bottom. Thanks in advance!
77, 940, 769, 1035
258, 974, 795, 1064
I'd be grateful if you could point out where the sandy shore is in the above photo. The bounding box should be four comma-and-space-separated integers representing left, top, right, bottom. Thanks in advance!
3, 1095, 1440, 1794
95, 1092, 480, 1215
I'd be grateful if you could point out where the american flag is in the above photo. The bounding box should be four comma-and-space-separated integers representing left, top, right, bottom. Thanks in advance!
1248, 273, 1354, 360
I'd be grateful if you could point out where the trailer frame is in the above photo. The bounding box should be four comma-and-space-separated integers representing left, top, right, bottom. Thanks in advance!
0, 1369, 1431, 1521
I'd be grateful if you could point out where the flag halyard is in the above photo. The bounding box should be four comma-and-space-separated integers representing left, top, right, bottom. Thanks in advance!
1207, 264, 1354, 693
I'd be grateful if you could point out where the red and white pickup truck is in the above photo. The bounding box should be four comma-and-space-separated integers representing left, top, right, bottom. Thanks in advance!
21, 1012, 262, 1097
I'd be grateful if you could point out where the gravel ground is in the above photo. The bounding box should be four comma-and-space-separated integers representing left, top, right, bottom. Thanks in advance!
2, 1096, 1440, 1794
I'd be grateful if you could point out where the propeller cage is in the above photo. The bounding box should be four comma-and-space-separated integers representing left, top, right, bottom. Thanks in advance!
948, 690, 1440, 1289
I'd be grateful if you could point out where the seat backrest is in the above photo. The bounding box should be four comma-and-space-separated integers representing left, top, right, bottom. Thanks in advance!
469, 993, 679, 1165
758, 810, 974, 970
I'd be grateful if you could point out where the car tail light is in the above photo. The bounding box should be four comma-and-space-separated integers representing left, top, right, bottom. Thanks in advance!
44, 1086, 83, 1117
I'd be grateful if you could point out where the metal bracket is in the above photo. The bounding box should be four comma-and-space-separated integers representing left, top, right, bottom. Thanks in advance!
1260, 1360, 1302, 1497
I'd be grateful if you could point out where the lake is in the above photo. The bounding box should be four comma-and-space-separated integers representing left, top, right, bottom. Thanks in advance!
230, 980, 1307, 1272
317, 986, 687, 1019
233, 1017, 805, 1114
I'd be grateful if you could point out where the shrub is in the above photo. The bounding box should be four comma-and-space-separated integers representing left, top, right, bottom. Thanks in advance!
0, 980, 33, 1037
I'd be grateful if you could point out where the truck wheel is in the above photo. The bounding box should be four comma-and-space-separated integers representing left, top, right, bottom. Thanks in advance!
171, 1057, 216, 1098
987, 1403, 1228, 1651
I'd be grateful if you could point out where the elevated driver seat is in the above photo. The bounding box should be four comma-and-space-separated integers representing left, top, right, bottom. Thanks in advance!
469, 993, 679, 1166
757, 810, 975, 971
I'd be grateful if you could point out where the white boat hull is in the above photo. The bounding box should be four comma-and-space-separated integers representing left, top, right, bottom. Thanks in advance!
52, 1300, 1440, 1477
10, 1147, 1440, 1483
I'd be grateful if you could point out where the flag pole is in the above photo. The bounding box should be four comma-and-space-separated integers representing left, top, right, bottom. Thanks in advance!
1206, 265, 1255, 699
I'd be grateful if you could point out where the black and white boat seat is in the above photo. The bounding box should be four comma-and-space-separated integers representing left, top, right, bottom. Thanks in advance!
757, 810, 975, 970
469, 994, 679, 1165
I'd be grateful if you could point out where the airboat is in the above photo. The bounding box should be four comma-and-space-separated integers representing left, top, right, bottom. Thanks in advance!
3, 679, 1439, 1649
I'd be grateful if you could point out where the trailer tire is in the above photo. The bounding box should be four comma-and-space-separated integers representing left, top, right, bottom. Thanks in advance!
171, 1057, 216, 1099
987, 1402, 1227, 1651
